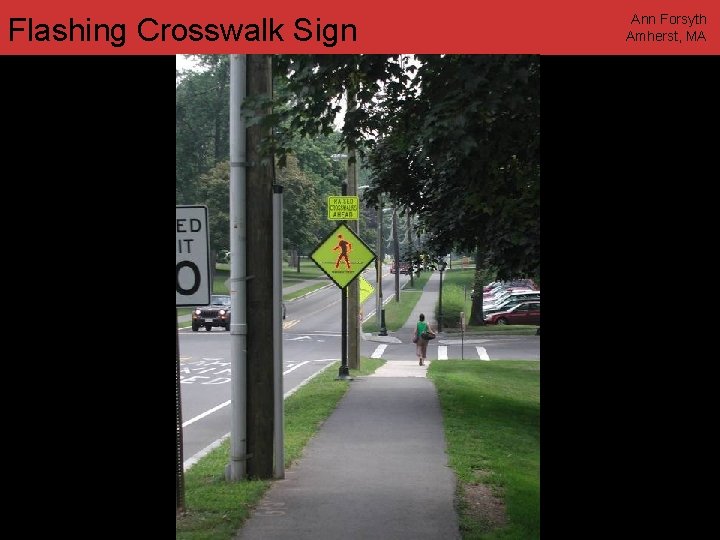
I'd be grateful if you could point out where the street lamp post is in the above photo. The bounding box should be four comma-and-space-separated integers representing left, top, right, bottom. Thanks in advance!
377, 197, 387, 336
392, 207, 400, 303
438, 260, 447, 332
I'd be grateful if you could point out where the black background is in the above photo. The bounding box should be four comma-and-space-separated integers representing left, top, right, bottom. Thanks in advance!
3, 55, 716, 533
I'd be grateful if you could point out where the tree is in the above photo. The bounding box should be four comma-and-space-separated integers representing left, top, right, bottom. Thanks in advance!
278, 155, 324, 255
176, 56, 230, 205
269, 55, 539, 281
196, 161, 230, 256
192, 154, 326, 264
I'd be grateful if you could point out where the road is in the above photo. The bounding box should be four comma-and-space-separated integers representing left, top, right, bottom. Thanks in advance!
178, 267, 539, 469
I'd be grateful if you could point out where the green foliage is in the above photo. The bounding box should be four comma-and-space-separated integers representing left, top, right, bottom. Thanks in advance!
212, 274, 229, 294
176, 55, 230, 205
197, 161, 231, 254
176, 56, 349, 258
279, 155, 324, 253
436, 284, 469, 329
368, 56, 540, 279
268, 55, 539, 278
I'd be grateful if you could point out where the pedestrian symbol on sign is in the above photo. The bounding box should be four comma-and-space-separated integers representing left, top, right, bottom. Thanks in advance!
333, 234, 352, 269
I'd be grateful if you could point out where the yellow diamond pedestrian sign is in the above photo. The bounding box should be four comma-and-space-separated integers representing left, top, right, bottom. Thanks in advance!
311, 223, 376, 289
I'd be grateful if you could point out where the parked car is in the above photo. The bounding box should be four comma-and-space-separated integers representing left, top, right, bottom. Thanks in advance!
191, 294, 231, 331
484, 291, 540, 314
484, 301, 540, 325
390, 261, 412, 274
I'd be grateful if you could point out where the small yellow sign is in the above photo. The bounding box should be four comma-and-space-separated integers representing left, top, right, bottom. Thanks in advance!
310, 223, 376, 289
327, 196, 359, 220
359, 276, 375, 304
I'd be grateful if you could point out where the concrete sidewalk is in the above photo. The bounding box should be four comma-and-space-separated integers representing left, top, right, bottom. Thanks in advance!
234, 271, 460, 540
362, 271, 440, 345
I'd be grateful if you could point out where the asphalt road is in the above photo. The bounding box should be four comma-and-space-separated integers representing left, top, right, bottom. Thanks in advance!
178, 268, 539, 469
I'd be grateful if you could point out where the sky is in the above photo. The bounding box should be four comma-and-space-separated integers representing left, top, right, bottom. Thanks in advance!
176, 54, 202, 72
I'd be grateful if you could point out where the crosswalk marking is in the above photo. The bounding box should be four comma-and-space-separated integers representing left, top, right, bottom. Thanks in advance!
363, 345, 491, 361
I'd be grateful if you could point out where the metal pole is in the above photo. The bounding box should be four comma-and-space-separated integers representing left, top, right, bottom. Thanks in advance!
460, 311, 464, 360
272, 185, 284, 479
176, 309, 185, 514
393, 207, 400, 302
438, 268, 444, 332
227, 54, 248, 481
347, 147, 360, 370
337, 182, 352, 380
377, 197, 387, 336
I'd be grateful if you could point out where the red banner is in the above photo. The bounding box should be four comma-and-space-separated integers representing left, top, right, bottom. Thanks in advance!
1, 1, 717, 54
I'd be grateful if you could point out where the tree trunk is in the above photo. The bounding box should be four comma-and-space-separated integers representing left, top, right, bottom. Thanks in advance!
469, 248, 485, 326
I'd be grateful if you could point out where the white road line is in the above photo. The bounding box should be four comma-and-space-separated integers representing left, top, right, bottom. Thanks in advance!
283, 361, 337, 399
183, 360, 339, 471
183, 361, 311, 429
182, 400, 230, 428
371, 344, 387, 358
438, 346, 448, 360
184, 433, 229, 471
283, 360, 309, 374
476, 346, 490, 361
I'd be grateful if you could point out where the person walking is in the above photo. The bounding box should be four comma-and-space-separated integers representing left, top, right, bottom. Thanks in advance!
414, 313, 436, 366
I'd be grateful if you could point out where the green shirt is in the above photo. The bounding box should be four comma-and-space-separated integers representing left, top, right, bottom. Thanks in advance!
416, 321, 428, 336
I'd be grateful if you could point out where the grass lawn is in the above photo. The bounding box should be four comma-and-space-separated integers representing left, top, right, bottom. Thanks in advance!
283, 282, 329, 301
429, 360, 540, 539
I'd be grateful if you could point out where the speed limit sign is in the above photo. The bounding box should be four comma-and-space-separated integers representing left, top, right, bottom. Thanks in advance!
176, 205, 211, 307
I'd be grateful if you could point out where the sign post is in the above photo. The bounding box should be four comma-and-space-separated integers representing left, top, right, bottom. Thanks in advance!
175, 205, 211, 514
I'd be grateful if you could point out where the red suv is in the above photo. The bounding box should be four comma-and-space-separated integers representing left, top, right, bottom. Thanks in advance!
484, 301, 540, 326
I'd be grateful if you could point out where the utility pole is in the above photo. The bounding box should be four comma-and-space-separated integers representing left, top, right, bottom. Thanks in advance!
227, 54, 248, 482
346, 87, 360, 370
245, 54, 275, 480
393, 207, 400, 302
